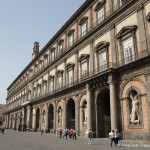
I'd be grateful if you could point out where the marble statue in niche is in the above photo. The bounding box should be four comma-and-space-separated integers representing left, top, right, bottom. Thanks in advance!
58, 108, 62, 125
129, 90, 140, 124
83, 104, 87, 124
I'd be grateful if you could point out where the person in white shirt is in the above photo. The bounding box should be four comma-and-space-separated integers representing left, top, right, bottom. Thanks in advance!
115, 129, 120, 147
109, 130, 115, 147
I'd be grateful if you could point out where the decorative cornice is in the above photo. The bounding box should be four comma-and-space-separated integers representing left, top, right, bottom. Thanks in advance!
58, 39, 64, 45
50, 47, 56, 52
56, 69, 64, 76
66, 63, 75, 69
116, 25, 137, 39
49, 75, 55, 80
44, 54, 48, 58
94, 0, 106, 11
79, 16, 88, 25
146, 12, 150, 22
67, 29, 75, 36
95, 41, 110, 52
78, 54, 90, 62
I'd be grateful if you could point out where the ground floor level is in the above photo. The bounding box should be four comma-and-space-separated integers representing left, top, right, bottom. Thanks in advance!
4, 70, 150, 141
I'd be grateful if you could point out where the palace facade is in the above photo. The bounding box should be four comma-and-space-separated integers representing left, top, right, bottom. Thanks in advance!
4, 0, 150, 141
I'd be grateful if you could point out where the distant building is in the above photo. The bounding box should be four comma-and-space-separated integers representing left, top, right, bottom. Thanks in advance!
4, 0, 150, 141
0, 104, 4, 125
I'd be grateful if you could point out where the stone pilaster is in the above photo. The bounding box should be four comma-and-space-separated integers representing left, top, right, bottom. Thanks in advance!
86, 83, 92, 131
136, 4, 148, 52
75, 51, 78, 82
63, 59, 66, 86
90, 40, 94, 73
110, 23, 117, 64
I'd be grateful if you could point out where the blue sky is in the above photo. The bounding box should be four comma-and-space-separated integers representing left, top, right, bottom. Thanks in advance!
0, 0, 85, 104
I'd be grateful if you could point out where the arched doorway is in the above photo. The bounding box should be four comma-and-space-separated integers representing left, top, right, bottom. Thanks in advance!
36, 108, 40, 131
97, 88, 111, 138
30, 107, 33, 128
48, 104, 54, 132
67, 99, 75, 129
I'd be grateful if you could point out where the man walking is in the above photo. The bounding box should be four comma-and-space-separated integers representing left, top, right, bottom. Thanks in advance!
87, 129, 93, 145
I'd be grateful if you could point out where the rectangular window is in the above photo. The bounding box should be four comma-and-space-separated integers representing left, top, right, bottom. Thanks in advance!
39, 63, 42, 71
58, 43, 63, 55
81, 22, 87, 37
51, 51, 55, 61
50, 80, 54, 92
97, 8, 104, 24
123, 37, 135, 64
68, 34, 73, 47
81, 61, 87, 79
45, 57, 48, 66
43, 84, 47, 95
99, 51, 107, 71
68, 69, 73, 86
57, 76, 62, 89
37, 87, 41, 97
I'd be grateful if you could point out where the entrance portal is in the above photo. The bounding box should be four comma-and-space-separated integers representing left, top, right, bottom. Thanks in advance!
36, 108, 40, 131
97, 88, 111, 138
48, 104, 54, 131
67, 99, 75, 129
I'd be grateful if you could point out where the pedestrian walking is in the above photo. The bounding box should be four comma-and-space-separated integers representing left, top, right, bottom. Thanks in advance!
115, 129, 120, 147
1, 125, 5, 134
73, 129, 77, 140
87, 129, 93, 145
109, 130, 115, 147
41, 129, 44, 135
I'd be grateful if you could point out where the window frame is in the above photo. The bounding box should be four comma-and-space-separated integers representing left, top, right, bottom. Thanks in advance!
95, 42, 109, 72
78, 54, 90, 80
116, 25, 137, 65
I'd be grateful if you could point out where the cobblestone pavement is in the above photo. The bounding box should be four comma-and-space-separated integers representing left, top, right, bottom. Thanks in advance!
0, 130, 150, 150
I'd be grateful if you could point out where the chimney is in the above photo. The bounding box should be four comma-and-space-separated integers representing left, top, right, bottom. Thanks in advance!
32, 42, 39, 59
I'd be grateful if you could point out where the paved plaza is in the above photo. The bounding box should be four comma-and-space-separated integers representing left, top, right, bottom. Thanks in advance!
0, 130, 150, 150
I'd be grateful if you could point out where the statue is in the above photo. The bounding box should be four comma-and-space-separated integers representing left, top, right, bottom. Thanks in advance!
129, 91, 140, 124
83, 104, 87, 124
58, 109, 62, 125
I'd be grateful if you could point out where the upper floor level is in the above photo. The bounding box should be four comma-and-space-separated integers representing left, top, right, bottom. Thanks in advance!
6, 0, 150, 108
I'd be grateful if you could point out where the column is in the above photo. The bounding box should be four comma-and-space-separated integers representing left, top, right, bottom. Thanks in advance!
108, 74, 118, 130
75, 99, 80, 135
53, 102, 56, 133
39, 107, 42, 131
22, 107, 25, 130
63, 100, 67, 129
86, 83, 92, 131
27, 105, 31, 129
45, 104, 49, 132
136, 4, 148, 52
32, 107, 36, 130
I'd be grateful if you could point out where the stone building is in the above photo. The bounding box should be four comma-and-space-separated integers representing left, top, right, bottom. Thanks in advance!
4, 0, 150, 140
0, 104, 4, 125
